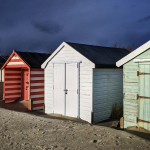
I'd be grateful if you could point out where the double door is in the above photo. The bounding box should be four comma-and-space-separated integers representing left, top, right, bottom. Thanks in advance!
138, 64, 150, 127
53, 63, 79, 118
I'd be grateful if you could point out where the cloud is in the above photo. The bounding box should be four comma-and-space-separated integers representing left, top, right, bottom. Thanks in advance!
32, 21, 63, 34
138, 15, 150, 22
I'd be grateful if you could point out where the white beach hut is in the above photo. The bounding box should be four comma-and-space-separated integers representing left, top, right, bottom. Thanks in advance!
41, 42, 129, 123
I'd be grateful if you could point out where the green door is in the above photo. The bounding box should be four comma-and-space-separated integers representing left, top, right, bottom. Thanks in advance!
138, 64, 150, 128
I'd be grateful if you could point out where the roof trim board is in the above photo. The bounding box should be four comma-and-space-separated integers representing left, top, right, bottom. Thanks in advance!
41, 42, 95, 69
2, 50, 30, 69
116, 40, 150, 67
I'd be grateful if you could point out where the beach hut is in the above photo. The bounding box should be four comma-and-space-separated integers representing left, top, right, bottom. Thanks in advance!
0, 55, 9, 99
116, 40, 150, 131
41, 42, 129, 123
2, 50, 50, 111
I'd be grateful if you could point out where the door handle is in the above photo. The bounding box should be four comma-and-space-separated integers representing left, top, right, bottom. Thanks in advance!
64, 89, 68, 94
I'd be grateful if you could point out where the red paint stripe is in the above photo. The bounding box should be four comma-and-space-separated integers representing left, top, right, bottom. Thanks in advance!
5, 97, 19, 101
30, 74, 44, 77
5, 73, 21, 76
5, 88, 21, 91
30, 86, 44, 89
9, 59, 23, 62
30, 80, 44, 83
32, 97, 44, 101
5, 78, 20, 81
30, 91, 44, 95
5, 92, 21, 96
6, 65, 27, 68
31, 69, 44, 71
5, 68, 21, 71
33, 103, 44, 107
5, 83, 21, 86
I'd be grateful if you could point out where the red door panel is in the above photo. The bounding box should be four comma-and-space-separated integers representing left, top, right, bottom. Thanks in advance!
22, 69, 29, 100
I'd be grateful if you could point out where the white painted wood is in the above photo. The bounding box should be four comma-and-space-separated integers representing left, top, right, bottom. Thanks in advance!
43, 43, 95, 123
31, 83, 44, 86
30, 89, 44, 92
65, 63, 78, 117
30, 71, 44, 74
30, 77, 44, 80
5, 71, 21, 73
5, 90, 21, 93
30, 94, 44, 99
33, 100, 44, 104
116, 40, 150, 67
51, 61, 82, 64
5, 94, 21, 98
7, 62, 24, 65
133, 59, 150, 62
53, 64, 65, 115
93, 68, 123, 123
11, 56, 19, 59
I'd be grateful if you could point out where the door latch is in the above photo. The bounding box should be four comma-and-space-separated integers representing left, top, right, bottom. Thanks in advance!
64, 89, 68, 94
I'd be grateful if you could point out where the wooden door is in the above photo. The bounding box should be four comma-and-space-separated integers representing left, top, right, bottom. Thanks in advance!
53, 63, 79, 118
138, 64, 150, 126
65, 63, 78, 117
22, 69, 29, 100
53, 64, 65, 114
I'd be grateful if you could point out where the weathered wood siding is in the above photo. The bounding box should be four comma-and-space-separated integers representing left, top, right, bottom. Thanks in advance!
44, 43, 95, 123
123, 48, 150, 128
30, 69, 44, 110
93, 69, 123, 123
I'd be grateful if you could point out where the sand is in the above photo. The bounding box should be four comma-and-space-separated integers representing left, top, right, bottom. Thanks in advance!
0, 107, 150, 150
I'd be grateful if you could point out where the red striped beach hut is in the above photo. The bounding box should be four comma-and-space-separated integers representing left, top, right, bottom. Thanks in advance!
2, 50, 50, 111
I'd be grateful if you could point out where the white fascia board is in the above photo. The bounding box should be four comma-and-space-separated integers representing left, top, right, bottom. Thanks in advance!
41, 42, 66, 69
116, 40, 150, 67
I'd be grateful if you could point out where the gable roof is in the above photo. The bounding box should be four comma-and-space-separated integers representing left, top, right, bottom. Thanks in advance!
67, 42, 130, 68
15, 51, 51, 68
116, 40, 150, 67
2, 50, 51, 69
0, 55, 9, 64
42, 42, 130, 68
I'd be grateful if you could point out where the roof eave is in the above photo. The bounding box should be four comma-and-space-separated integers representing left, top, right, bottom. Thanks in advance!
116, 40, 150, 67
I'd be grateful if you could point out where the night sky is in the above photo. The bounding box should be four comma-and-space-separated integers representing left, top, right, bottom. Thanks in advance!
0, 0, 150, 55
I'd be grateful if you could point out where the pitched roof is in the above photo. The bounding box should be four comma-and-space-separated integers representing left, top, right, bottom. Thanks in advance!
0, 55, 9, 64
116, 40, 150, 67
66, 42, 130, 68
15, 51, 51, 68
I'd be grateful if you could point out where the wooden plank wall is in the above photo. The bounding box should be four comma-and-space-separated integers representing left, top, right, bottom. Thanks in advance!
123, 48, 150, 128
93, 69, 123, 123
30, 69, 44, 110
4, 68, 21, 103
44, 43, 95, 123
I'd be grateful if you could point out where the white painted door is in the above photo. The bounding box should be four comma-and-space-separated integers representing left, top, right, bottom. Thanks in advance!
53, 64, 65, 115
66, 63, 78, 117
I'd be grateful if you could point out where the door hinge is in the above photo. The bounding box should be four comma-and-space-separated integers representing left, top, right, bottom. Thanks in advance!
137, 94, 139, 100
77, 89, 78, 94
137, 71, 139, 76
77, 63, 78, 68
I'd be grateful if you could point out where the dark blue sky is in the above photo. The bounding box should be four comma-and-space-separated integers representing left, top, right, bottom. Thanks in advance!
0, 0, 150, 54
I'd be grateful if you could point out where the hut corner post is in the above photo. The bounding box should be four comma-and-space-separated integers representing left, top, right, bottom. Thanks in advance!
91, 112, 93, 124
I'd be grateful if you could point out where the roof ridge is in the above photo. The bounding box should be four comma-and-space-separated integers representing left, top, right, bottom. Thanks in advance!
66, 42, 127, 50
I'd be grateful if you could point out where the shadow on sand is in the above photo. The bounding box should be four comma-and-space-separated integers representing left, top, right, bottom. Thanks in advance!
0, 99, 150, 141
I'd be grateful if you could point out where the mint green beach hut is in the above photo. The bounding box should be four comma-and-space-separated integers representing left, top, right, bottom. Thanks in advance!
116, 40, 150, 131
